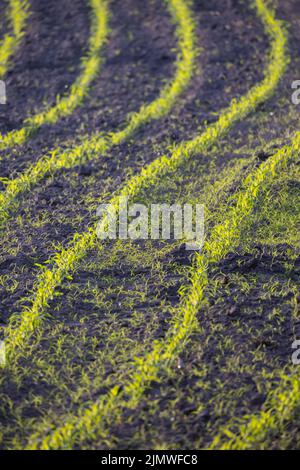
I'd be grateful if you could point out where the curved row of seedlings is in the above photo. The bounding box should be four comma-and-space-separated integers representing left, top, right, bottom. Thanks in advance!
0, 0, 29, 77
0, 0, 110, 151
0, 0, 289, 449
4, 0, 287, 362
0, 0, 197, 228
1, 154, 247, 449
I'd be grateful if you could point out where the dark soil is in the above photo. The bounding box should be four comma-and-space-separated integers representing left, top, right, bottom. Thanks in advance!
0, 0, 299, 450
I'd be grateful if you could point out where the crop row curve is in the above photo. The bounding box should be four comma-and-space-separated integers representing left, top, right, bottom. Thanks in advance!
0, 0, 110, 151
